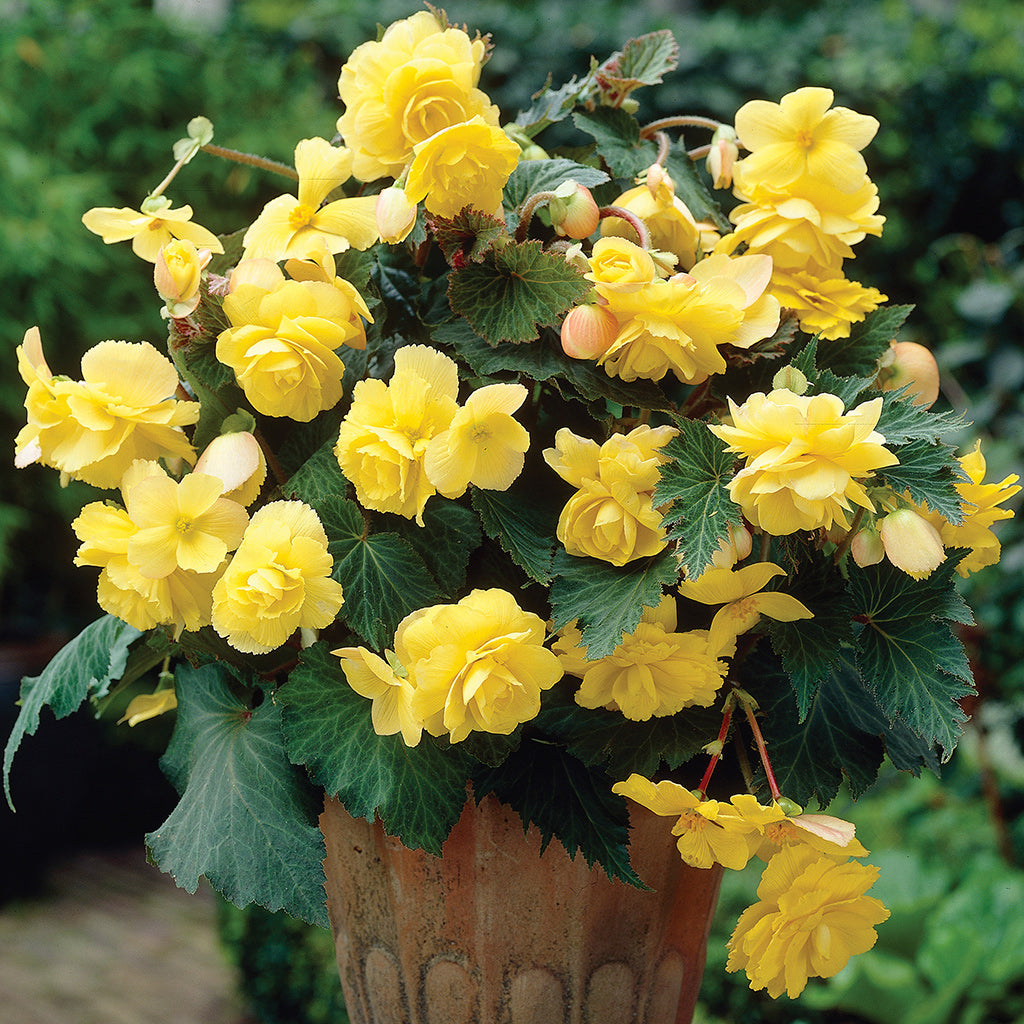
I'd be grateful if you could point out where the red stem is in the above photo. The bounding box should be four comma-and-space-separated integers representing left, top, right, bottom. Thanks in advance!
742, 700, 782, 802
697, 704, 733, 798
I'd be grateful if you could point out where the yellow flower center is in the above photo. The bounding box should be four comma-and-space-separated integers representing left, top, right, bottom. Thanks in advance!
795, 129, 815, 151
729, 596, 759, 620
174, 515, 194, 535
288, 202, 316, 231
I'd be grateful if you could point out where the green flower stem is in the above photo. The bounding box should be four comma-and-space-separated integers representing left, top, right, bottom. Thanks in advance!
832, 506, 866, 564
598, 205, 652, 249
201, 143, 299, 182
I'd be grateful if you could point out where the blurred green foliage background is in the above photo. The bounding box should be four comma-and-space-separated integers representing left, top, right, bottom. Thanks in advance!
3, 0, 1023, 1021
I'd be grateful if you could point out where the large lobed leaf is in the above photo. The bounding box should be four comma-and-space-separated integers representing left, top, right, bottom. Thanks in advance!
447, 239, 590, 345
4, 615, 140, 808
654, 418, 742, 578
502, 158, 610, 214
471, 484, 559, 585
573, 107, 660, 180
146, 662, 329, 927
279, 643, 473, 855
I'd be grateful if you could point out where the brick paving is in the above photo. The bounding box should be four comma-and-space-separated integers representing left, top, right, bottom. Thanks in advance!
0, 846, 253, 1024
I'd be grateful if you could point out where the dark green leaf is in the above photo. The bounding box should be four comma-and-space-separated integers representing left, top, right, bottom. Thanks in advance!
331, 530, 441, 649
654, 419, 742, 578
549, 549, 680, 659
664, 141, 731, 231
514, 67, 598, 136
279, 643, 473, 854
430, 208, 509, 265
503, 159, 609, 213
172, 341, 246, 452
598, 31, 679, 92
146, 662, 328, 927
874, 388, 969, 447
573, 107, 659, 180
394, 501, 482, 597
535, 684, 720, 779
471, 484, 559, 585
4, 616, 140, 808
817, 305, 915, 377
875, 438, 967, 525
282, 442, 349, 505
447, 239, 590, 345
848, 558, 975, 757
473, 736, 643, 887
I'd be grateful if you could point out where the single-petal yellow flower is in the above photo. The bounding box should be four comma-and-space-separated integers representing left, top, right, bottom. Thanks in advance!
241, 138, 379, 261
82, 196, 224, 263
119, 688, 178, 727
734, 86, 879, 195
679, 562, 814, 655
333, 646, 423, 747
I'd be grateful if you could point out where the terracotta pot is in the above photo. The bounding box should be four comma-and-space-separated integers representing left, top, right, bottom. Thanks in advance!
320, 793, 723, 1024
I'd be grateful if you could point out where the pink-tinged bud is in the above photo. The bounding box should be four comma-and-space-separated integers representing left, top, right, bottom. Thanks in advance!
154, 239, 211, 318
705, 125, 739, 189
879, 509, 944, 580
710, 523, 753, 569
548, 181, 601, 240
875, 340, 940, 409
375, 186, 418, 244
560, 303, 619, 360
193, 431, 267, 506
850, 523, 884, 567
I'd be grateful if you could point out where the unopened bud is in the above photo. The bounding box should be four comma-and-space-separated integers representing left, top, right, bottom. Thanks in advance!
850, 523, 884, 567
875, 340, 940, 409
772, 365, 809, 396
154, 239, 210, 318
375, 186, 418, 244
560, 303, 619, 360
193, 430, 267, 506
548, 181, 601, 240
879, 508, 944, 580
710, 523, 753, 569
706, 125, 739, 189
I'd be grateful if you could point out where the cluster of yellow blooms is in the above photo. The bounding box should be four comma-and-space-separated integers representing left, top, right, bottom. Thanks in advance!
12, 7, 1021, 1007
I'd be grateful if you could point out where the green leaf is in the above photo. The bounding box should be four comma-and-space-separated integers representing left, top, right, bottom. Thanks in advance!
331, 527, 441, 649
573, 107, 659, 180
430, 208, 509, 266
819, 305, 915, 377
282, 442, 349, 506
4, 616, 141, 808
146, 662, 328, 927
473, 736, 643, 887
471, 484, 559, 585
848, 558, 975, 757
171, 341, 246, 452
535, 684, 720, 779
549, 549, 680, 659
664, 141, 731, 231
279, 643, 473, 854
768, 550, 856, 719
394, 500, 482, 597
514, 66, 598, 136
654, 419, 742, 578
874, 387, 969, 447
875, 437, 967, 525
502, 159, 609, 213
597, 31, 679, 93
447, 239, 590, 345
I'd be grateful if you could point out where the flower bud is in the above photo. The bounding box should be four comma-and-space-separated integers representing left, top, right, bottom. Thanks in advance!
772, 365, 810, 396
879, 508, 944, 580
154, 239, 210, 318
706, 125, 739, 189
709, 523, 753, 569
875, 340, 940, 409
560, 303, 619, 360
548, 181, 600, 240
193, 430, 267, 506
375, 186, 418, 244
850, 523, 884, 567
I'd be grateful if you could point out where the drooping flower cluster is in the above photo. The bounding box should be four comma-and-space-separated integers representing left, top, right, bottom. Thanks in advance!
717, 86, 888, 339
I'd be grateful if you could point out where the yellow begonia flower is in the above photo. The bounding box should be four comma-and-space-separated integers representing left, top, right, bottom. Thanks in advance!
710, 388, 899, 535
81, 197, 224, 263
612, 774, 764, 871
585, 236, 659, 294
15, 329, 199, 489
734, 86, 879, 195
936, 442, 1020, 577
404, 116, 520, 219
600, 165, 712, 270
544, 424, 677, 566
124, 471, 249, 579
555, 596, 729, 721
761, 262, 887, 340
211, 500, 345, 655
424, 383, 530, 497
333, 646, 423, 747
755, 811, 870, 862
217, 267, 371, 422
678, 562, 813, 655
396, 588, 563, 744
119, 688, 178, 727
241, 137, 379, 262
593, 252, 779, 385
334, 345, 460, 525
73, 462, 227, 637
726, 844, 890, 998
336, 9, 498, 182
